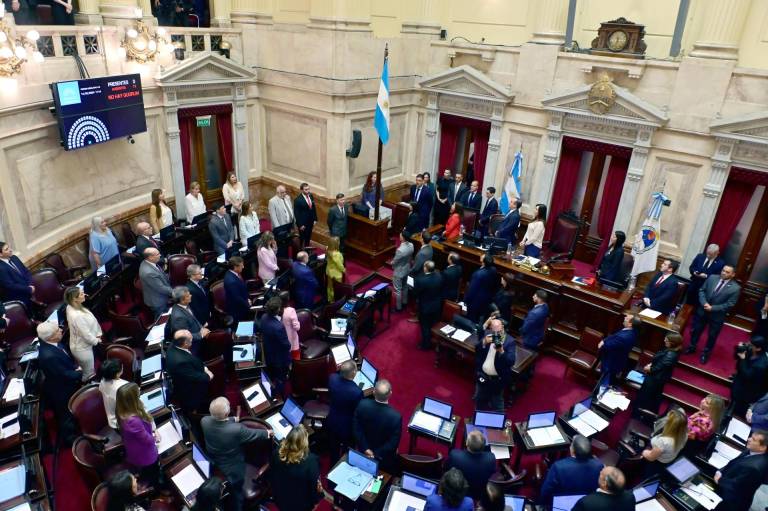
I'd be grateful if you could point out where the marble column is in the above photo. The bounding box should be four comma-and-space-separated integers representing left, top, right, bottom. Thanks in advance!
530, 0, 568, 45
210, 0, 232, 27
612, 127, 653, 236
680, 138, 734, 278
163, 92, 188, 222
401, 0, 441, 37
231, 0, 273, 25
534, 112, 564, 208
75, 0, 104, 25
481, 105, 504, 201
690, 0, 751, 60
308, 0, 372, 32
421, 92, 439, 176
233, 85, 250, 200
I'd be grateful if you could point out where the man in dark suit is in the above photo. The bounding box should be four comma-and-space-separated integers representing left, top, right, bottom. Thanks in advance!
462, 180, 482, 210
478, 186, 499, 235
730, 336, 768, 417
223, 256, 250, 325
209, 203, 235, 256
185, 264, 210, 326
166, 330, 213, 414
496, 198, 521, 245
413, 261, 443, 350
687, 265, 741, 363
404, 204, 422, 235
687, 244, 725, 304
202, 397, 271, 511
326, 193, 349, 252
409, 231, 433, 279
293, 182, 317, 248
292, 251, 319, 310
573, 467, 635, 511
165, 286, 210, 356
441, 252, 463, 301
447, 172, 467, 206
260, 297, 292, 396
327, 360, 364, 460
642, 259, 680, 315
445, 431, 496, 500
598, 314, 640, 388
464, 253, 498, 322
36, 321, 81, 445
714, 430, 768, 511
409, 174, 433, 231
540, 435, 603, 507
353, 379, 402, 472
520, 290, 550, 350
474, 315, 516, 411
0, 242, 34, 307
134, 221, 161, 258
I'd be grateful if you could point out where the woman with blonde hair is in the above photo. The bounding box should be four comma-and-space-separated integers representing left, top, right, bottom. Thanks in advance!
642, 408, 688, 474
116, 383, 160, 484
65, 286, 102, 381
222, 172, 244, 214
325, 236, 345, 301
269, 425, 322, 511
89, 216, 120, 270
257, 231, 279, 281
185, 181, 207, 224
687, 394, 725, 443
238, 200, 260, 243
149, 189, 174, 233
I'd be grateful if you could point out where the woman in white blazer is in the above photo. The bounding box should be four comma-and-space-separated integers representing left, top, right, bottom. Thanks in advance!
238, 200, 261, 243
65, 286, 102, 381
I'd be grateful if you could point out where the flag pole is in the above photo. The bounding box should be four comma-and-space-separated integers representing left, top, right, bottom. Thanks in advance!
374, 43, 388, 222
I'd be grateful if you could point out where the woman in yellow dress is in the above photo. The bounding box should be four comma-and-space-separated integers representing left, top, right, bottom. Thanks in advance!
325, 236, 345, 301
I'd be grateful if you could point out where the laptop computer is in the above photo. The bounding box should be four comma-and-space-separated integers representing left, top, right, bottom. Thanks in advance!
401, 472, 437, 498
331, 335, 356, 367
552, 494, 585, 511
140, 354, 162, 381
633, 480, 660, 504
191, 212, 210, 225
348, 448, 378, 477
192, 443, 211, 477
665, 456, 700, 484
570, 396, 592, 418
504, 496, 526, 511
105, 255, 122, 276
264, 397, 305, 441
466, 410, 509, 445
82, 271, 101, 295
527, 411, 556, 429
409, 397, 456, 439
139, 381, 168, 413
353, 358, 377, 391
159, 224, 175, 241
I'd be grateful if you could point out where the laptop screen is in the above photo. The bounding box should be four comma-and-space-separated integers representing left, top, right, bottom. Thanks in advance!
192, 443, 210, 477
552, 494, 585, 511
347, 335, 356, 358
361, 358, 377, 384
573, 396, 592, 416
423, 398, 452, 420
260, 371, 272, 399
160, 225, 175, 240
528, 411, 556, 429
666, 457, 699, 484
348, 449, 378, 476
140, 354, 162, 377
402, 473, 437, 497
171, 408, 184, 438
474, 410, 505, 429
282, 398, 305, 427
504, 496, 526, 511
633, 481, 660, 503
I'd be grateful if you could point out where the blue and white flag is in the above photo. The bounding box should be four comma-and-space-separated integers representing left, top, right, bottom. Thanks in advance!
374, 57, 390, 144
630, 191, 669, 276
499, 150, 523, 214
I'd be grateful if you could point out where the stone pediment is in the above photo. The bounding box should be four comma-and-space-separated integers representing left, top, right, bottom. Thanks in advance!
543, 82, 668, 127
418, 65, 513, 103
710, 111, 768, 144
156, 52, 255, 87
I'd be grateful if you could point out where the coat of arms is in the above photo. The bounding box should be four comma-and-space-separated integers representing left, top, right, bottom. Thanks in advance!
587, 74, 616, 115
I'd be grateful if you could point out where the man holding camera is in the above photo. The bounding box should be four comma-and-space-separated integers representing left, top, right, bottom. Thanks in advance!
474, 314, 516, 411
731, 336, 768, 417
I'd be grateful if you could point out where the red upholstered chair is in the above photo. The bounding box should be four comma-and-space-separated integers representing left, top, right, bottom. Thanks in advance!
200, 330, 233, 362
565, 327, 603, 381
331, 280, 355, 302
238, 417, 273, 506
488, 213, 505, 235
68, 384, 123, 458
401, 193, 411, 203
167, 254, 197, 287
205, 356, 227, 402
31, 268, 67, 318
490, 464, 528, 492
104, 344, 138, 383
73, 437, 132, 491
542, 212, 581, 262
1, 301, 39, 361
107, 310, 150, 349
461, 210, 478, 234
209, 280, 230, 327
290, 355, 331, 400
397, 453, 444, 479
44, 253, 87, 286
296, 309, 330, 360
91, 482, 175, 511
441, 300, 463, 323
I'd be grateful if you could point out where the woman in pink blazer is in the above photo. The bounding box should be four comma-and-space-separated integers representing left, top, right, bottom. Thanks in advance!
281, 292, 301, 360
257, 231, 280, 281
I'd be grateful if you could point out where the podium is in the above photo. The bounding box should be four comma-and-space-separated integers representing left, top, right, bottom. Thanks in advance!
345, 212, 395, 268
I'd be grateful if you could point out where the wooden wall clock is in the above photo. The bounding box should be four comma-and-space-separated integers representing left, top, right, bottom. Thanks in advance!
590, 17, 647, 59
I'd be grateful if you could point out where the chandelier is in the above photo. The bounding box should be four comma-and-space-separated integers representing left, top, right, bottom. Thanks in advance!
121, 20, 173, 64
0, 14, 44, 77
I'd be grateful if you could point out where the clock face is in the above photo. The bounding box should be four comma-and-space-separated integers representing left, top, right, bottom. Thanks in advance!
607, 30, 628, 51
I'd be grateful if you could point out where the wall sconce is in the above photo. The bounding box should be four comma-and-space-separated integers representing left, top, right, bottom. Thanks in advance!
172, 40, 185, 61
121, 20, 171, 64
0, 17, 43, 77
218, 41, 230, 59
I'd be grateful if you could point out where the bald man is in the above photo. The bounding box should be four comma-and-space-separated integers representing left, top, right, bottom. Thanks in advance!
268, 185, 294, 229
139, 247, 172, 318
572, 467, 634, 511
687, 243, 725, 304
475, 315, 516, 411
134, 222, 160, 257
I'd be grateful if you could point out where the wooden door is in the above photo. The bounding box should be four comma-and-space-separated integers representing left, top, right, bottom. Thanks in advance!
190, 117, 225, 202
730, 191, 768, 327
574, 153, 607, 262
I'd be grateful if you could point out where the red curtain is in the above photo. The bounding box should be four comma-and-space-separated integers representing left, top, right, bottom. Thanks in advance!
439, 113, 491, 184
179, 117, 192, 188
438, 123, 459, 174
472, 128, 490, 185
592, 155, 629, 267
216, 111, 233, 175
546, 146, 583, 237
707, 177, 755, 249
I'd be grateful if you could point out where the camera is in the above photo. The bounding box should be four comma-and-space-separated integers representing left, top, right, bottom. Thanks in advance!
735, 342, 753, 359
491, 331, 503, 349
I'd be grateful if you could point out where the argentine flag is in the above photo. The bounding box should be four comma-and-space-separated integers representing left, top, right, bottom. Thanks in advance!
499, 150, 523, 214
374, 57, 390, 144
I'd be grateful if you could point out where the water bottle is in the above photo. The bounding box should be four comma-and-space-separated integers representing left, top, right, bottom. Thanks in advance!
667, 305, 679, 325
506, 243, 512, 258
628, 275, 636, 291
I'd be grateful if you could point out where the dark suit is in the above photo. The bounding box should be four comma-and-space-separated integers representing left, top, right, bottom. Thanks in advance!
223, 271, 250, 324
353, 399, 402, 471
464, 266, 498, 322
410, 185, 433, 230
448, 181, 467, 205
496, 209, 520, 245
539, 456, 604, 506
414, 271, 443, 349
209, 213, 235, 255
446, 449, 497, 500
597, 246, 625, 283
260, 314, 291, 393
409, 244, 433, 278
462, 190, 482, 210
135, 235, 160, 258
294, 193, 318, 247
186, 279, 210, 326
474, 331, 516, 411
730, 353, 768, 417
165, 304, 204, 355
478, 197, 498, 233
599, 328, 637, 385
326, 204, 349, 250
754, 294, 768, 338
716, 452, 768, 511
572, 490, 635, 511
690, 276, 741, 353
748, 393, 768, 431
292, 263, 319, 310
520, 303, 549, 350
643, 273, 679, 314
405, 212, 422, 236
441, 264, 463, 301
687, 254, 725, 304
0, 256, 33, 307
38, 341, 81, 443
327, 373, 363, 453
635, 348, 679, 413
166, 344, 209, 413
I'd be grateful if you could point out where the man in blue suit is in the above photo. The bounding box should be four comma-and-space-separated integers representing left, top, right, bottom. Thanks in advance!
292, 251, 319, 309
539, 435, 603, 507
598, 314, 641, 387
260, 297, 292, 396
185, 264, 210, 326
446, 430, 497, 500
642, 259, 680, 315
353, 380, 402, 472
223, 256, 250, 326
478, 187, 499, 235
209, 203, 235, 256
462, 180, 482, 210
495, 198, 521, 245
687, 244, 725, 304
0, 242, 34, 307
464, 253, 498, 322
520, 290, 550, 350
327, 360, 364, 461
409, 174, 433, 231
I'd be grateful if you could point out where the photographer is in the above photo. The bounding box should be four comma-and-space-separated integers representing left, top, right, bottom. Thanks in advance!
730, 336, 768, 418
474, 313, 516, 411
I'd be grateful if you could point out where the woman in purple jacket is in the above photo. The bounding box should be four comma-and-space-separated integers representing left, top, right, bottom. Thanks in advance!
116, 383, 160, 483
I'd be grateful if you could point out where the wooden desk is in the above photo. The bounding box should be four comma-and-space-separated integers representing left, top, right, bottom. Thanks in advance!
406, 406, 460, 454
165, 453, 208, 508
240, 380, 283, 418
0, 454, 48, 510
463, 418, 515, 448
328, 454, 392, 510
346, 213, 395, 269
511, 421, 570, 471
0, 399, 41, 458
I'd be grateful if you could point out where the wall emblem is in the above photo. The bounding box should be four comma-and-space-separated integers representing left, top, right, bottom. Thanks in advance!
587, 74, 616, 115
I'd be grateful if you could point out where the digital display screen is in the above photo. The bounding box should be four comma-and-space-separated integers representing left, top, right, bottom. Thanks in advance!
528, 411, 556, 429
260, 371, 272, 399
574, 396, 592, 416
282, 398, 304, 426
51, 74, 147, 151
348, 449, 378, 476
552, 494, 585, 511
140, 354, 162, 377
361, 358, 377, 384
192, 444, 210, 477
633, 481, 659, 502
347, 335, 356, 358
666, 457, 699, 483
504, 496, 526, 511
402, 473, 437, 497
423, 398, 452, 420
475, 410, 505, 429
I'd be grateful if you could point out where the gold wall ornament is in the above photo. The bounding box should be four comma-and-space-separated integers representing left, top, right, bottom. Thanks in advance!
121, 21, 169, 64
587, 73, 616, 115
0, 20, 43, 78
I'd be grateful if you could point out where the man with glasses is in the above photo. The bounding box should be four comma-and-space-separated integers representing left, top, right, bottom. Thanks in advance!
185, 264, 210, 326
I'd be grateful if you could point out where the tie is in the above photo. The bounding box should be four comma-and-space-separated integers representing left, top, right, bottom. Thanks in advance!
197, 281, 205, 295
339, 206, 344, 216
704, 259, 711, 270
714, 280, 725, 295
415, 187, 421, 202
305, 194, 312, 209
149, 236, 158, 248
7, 259, 21, 275
469, 192, 475, 204
655, 275, 664, 287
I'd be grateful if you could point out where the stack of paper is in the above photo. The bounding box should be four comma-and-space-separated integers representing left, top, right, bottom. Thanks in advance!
216, 254, 225, 263
233, 344, 255, 362
2, 378, 25, 401
681, 483, 722, 510
328, 462, 374, 501
243, 383, 267, 409
172, 464, 205, 498
451, 329, 472, 342
146, 324, 165, 346
707, 440, 741, 469
156, 421, 182, 454
639, 308, 662, 319
636, 500, 666, 511
406, 276, 415, 287
598, 389, 630, 411
409, 411, 441, 435
19, 350, 38, 364
490, 445, 510, 460
528, 425, 564, 447
440, 324, 456, 335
